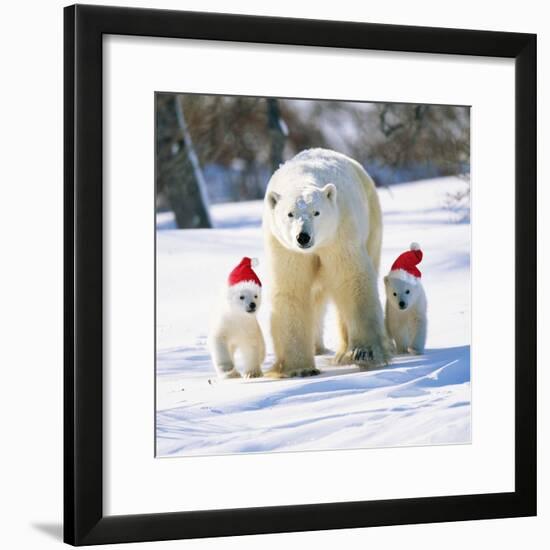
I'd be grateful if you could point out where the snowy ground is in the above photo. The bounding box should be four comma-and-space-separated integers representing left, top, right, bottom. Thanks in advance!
156, 176, 471, 457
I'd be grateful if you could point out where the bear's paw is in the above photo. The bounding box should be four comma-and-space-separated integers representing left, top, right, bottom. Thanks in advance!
221, 368, 242, 379
265, 360, 320, 378
352, 347, 375, 362
244, 367, 264, 379
289, 367, 321, 378
351, 344, 391, 371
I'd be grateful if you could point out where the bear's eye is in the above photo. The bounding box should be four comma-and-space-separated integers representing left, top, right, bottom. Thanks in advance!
254, 295, 258, 299
240, 296, 245, 300
288, 212, 294, 218
406, 290, 410, 294
393, 292, 397, 297
314, 211, 320, 216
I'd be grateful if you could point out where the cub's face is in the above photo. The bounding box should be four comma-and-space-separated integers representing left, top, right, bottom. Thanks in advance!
266, 184, 338, 253
227, 282, 262, 315
384, 274, 421, 311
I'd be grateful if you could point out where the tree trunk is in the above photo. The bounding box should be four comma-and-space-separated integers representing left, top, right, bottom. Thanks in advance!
266, 98, 287, 174
156, 93, 212, 229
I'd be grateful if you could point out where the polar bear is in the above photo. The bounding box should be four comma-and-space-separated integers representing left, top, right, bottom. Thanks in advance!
263, 148, 389, 377
208, 257, 266, 379
384, 243, 427, 354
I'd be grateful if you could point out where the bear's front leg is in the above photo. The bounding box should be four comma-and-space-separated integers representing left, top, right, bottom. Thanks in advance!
269, 291, 319, 377
242, 336, 266, 379
409, 314, 427, 355
267, 245, 319, 377
393, 325, 410, 354
330, 249, 390, 369
209, 336, 241, 379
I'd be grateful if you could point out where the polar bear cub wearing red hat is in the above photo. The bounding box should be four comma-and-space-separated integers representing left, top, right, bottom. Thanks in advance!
384, 243, 427, 355
208, 257, 266, 379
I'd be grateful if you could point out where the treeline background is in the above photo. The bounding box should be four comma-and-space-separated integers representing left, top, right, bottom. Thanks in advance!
156, 93, 470, 229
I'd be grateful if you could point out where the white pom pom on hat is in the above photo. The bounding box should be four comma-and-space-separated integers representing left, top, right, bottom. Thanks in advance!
410, 242, 421, 251
250, 257, 259, 268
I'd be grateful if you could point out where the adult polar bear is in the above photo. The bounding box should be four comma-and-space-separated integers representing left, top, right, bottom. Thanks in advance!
263, 148, 390, 377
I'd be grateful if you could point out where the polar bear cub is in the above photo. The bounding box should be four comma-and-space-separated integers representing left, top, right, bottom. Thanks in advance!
384, 243, 427, 355
208, 257, 266, 379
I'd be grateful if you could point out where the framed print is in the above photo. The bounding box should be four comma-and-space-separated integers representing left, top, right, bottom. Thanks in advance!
64, 4, 537, 546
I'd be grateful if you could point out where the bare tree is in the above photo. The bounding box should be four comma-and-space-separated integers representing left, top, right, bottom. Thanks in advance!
368, 103, 470, 174
156, 93, 212, 229
266, 98, 288, 173
157, 94, 470, 208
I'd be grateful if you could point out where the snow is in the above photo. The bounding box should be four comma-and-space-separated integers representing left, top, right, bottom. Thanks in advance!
156, 176, 471, 457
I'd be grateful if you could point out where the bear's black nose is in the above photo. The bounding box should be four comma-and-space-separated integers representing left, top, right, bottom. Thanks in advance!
399, 301, 406, 309
249, 302, 256, 310
297, 232, 311, 246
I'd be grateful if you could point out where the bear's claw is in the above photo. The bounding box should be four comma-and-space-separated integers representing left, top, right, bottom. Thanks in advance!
349, 345, 391, 370
222, 368, 242, 379
244, 368, 263, 379
266, 359, 321, 378
352, 347, 374, 362
289, 367, 321, 377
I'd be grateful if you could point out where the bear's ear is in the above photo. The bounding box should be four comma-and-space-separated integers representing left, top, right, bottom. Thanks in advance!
322, 183, 337, 203
267, 191, 280, 209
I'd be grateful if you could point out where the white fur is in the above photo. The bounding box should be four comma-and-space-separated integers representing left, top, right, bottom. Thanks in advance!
384, 273, 428, 355
262, 148, 389, 377
208, 281, 265, 379
388, 268, 421, 286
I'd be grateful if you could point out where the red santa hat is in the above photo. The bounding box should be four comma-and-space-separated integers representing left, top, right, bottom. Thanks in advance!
388, 243, 423, 284
228, 257, 261, 288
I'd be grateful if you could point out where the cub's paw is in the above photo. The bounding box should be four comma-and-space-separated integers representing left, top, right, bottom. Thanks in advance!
220, 368, 242, 379
407, 347, 424, 356
244, 367, 263, 379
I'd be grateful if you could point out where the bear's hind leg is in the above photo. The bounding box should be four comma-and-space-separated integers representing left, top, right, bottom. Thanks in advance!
333, 313, 351, 365
312, 286, 329, 355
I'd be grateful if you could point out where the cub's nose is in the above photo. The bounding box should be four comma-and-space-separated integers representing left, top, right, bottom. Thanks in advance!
399, 301, 406, 309
249, 302, 256, 311
297, 232, 311, 246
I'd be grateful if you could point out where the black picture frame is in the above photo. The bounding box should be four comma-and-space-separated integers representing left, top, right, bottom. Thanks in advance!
64, 4, 537, 546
